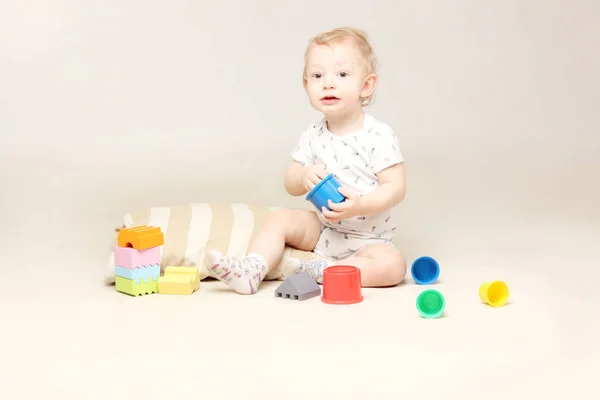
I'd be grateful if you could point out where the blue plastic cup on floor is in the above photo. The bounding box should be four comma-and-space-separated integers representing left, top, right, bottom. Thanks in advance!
411, 256, 440, 285
306, 174, 346, 211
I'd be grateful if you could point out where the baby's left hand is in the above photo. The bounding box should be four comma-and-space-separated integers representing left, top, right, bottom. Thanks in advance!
321, 187, 364, 224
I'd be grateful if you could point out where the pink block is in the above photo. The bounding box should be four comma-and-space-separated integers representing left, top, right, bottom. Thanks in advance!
114, 245, 161, 269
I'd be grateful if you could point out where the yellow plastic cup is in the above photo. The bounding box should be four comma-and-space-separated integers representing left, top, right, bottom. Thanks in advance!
479, 281, 510, 307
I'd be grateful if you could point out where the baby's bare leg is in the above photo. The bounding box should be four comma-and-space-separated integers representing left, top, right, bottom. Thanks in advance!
206, 209, 322, 294
332, 243, 407, 287
248, 208, 323, 271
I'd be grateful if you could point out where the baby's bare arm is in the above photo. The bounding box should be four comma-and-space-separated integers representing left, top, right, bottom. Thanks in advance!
285, 161, 329, 196
284, 161, 310, 196
358, 163, 406, 214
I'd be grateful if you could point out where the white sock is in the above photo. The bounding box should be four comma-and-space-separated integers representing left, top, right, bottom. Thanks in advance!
206, 250, 268, 295
281, 257, 331, 284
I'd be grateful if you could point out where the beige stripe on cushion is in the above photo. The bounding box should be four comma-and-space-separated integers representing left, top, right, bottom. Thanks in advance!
184, 203, 212, 268
227, 204, 256, 257
161, 204, 192, 270
206, 203, 235, 255
247, 204, 272, 247
289, 247, 317, 260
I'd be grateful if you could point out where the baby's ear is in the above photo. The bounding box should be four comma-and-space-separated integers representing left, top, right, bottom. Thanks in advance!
361, 73, 378, 96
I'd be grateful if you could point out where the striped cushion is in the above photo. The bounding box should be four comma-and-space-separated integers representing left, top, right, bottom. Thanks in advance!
106, 203, 317, 284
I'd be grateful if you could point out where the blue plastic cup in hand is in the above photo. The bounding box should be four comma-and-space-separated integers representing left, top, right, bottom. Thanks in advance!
411, 256, 440, 285
306, 174, 346, 211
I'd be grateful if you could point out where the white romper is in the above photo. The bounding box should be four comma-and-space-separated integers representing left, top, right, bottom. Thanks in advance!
291, 113, 404, 261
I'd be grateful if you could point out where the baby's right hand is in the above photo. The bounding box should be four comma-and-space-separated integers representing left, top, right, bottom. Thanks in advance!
303, 164, 329, 192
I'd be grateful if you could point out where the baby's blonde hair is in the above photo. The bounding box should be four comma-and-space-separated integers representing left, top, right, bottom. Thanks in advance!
303, 26, 379, 106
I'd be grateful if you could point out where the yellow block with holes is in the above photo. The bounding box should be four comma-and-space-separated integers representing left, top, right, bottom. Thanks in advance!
158, 266, 200, 295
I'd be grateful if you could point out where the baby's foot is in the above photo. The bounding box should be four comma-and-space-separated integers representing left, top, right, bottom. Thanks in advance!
206, 250, 268, 295
280, 257, 301, 281
282, 257, 331, 284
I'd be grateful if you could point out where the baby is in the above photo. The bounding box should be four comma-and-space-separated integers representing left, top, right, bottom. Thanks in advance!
206, 27, 407, 294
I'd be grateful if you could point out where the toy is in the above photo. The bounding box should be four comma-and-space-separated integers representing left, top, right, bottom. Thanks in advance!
275, 272, 321, 301
321, 265, 363, 304
117, 225, 164, 250
411, 256, 440, 285
115, 264, 160, 283
305, 173, 346, 211
114, 225, 163, 296
479, 281, 510, 307
158, 266, 200, 295
416, 289, 445, 318
115, 275, 159, 296
113, 246, 160, 270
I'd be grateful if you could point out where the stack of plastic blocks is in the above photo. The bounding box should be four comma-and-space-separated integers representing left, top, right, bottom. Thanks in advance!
114, 226, 165, 296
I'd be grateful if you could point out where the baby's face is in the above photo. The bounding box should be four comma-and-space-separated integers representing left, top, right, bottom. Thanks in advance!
304, 41, 372, 117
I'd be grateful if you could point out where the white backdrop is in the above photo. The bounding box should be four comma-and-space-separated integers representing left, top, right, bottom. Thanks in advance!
1, 1, 598, 278
1, 1, 599, 396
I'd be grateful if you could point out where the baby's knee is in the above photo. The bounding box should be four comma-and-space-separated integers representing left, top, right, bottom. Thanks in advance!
265, 208, 294, 227
264, 208, 307, 238
265, 208, 316, 230
377, 250, 406, 286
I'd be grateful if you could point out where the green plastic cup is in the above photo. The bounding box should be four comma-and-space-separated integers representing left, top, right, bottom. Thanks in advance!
416, 289, 446, 319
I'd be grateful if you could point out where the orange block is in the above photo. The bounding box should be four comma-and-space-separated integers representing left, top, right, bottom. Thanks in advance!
118, 226, 164, 250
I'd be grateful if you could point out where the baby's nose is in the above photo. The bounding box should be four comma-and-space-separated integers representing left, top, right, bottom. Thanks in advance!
323, 74, 335, 89
323, 80, 335, 89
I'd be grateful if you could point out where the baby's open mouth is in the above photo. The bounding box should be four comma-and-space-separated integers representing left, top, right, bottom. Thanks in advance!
321, 96, 339, 100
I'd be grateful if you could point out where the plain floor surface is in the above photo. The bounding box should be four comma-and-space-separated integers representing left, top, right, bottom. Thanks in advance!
1, 222, 598, 399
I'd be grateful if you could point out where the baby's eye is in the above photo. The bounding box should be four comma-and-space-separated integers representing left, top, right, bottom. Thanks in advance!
338, 71, 348, 78
312, 73, 322, 79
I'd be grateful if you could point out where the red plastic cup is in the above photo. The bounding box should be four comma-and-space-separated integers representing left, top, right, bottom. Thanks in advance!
321, 265, 364, 304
